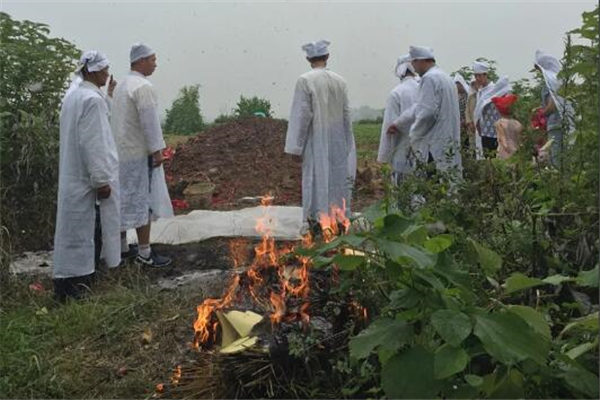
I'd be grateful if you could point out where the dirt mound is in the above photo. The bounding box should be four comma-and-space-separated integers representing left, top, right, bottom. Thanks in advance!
166, 117, 302, 209
166, 117, 382, 211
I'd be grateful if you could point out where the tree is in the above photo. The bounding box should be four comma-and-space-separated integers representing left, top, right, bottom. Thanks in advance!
163, 85, 204, 135
0, 12, 80, 258
234, 95, 272, 118
453, 57, 499, 82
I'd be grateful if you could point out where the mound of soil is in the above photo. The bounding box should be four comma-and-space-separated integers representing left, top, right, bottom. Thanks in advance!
166, 117, 382, 211
166, 118, 302, 208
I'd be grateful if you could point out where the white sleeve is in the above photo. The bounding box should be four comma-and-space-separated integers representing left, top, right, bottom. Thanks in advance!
134, 84, 166, 154
377, 93, 401, 163
79, 98, 113, 188
393, 103, 417, 134
284, 78, 312, 155
343, 84, 354, 157
409, 77, 439, 142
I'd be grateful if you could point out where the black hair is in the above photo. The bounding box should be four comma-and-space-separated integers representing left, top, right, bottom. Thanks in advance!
307, 54, 329, 63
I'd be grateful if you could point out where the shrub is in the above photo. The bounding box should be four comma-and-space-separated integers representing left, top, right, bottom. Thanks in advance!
163, 84, 204, 135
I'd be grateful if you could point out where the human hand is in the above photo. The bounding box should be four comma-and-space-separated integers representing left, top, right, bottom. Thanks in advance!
152, 150, 164, 167
97, 184, 111, 199
108, 75, 117, 97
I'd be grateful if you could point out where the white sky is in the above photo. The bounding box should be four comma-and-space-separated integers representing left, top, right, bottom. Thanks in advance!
1, 0, 596, 120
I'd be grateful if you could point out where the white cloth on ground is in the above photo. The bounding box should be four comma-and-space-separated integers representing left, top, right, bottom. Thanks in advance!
284, 67, 356, 220
111, 71, 173, 230
408, 65, 462, 173
53, 81, 121, 278
377, 76, 419, 175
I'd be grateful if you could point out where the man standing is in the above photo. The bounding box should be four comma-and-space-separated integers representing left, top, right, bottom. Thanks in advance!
472, 61, 503, 157
533, 50, 573, 167
284, 40, 356, 227
408, 46, 462, 174
53, 51, 121, 301
377, 54, 419, 184
111, 43, 173, 267
453, 73, 470, 151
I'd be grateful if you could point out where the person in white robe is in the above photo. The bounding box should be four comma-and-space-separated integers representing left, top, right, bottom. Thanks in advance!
284, 40, 356, 227
53, 51, 121, 301
377, 54, 419, 184
533, 50, 575, 167
472, 61, 507, 158
408, 46, 462, 175
111, 43, 173, 267
473, 74, 512, 158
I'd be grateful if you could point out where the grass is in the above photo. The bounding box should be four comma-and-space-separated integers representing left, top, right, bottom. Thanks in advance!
0, 267, 204, 398
1, 122, 384, 399
352, 122, 382, 162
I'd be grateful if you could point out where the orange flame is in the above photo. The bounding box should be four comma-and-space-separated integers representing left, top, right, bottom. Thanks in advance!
192, 195, 350, 348
319, 199, 351, 243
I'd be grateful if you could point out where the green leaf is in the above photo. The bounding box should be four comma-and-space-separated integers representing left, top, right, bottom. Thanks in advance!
560, 312, 599, 337
431, 309, 472, 346
502, 273, 544, 294
473, 311, 550, 365
382, 346, 441, 399
507, 305, 551, 340
561, 363, 600, 398
565, 339, 598, 360
489, 369, 525, 399
331, 254, 365, 271
424, 234, 453, 253
377, 238, 435, 269
349, 318, 412, 360
381, 214, 412, 237
576, 265, 599, 287
434, 344, 469, 379
404, 225, 428, 246
340, 234, 366, 247
465, 374, 484, 387
543, 274, 574, 285
468, 239, 502, 276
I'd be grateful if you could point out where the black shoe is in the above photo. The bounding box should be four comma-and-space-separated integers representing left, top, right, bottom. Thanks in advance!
135, 251, 172, 268
53, 272, 95, 302
121, 244, 139, 260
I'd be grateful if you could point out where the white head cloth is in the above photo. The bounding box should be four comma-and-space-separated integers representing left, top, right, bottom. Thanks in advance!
75, 50, 109, 76
130, 43, 155, 63
395, 54, 416, 78
302, 40, 330, 58
534, 50, 575, 132
474, 76, 512, 126
472, 61, 490, 74
453, 74, 470, 94
409, 45, 434, 60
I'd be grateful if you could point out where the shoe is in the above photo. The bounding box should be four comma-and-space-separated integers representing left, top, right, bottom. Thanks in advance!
121, 244, 139, 260
135, 251, 172, 268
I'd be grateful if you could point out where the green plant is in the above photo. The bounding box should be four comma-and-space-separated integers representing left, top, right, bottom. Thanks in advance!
163, 84, 204, 135
234, 95, 272, 118
0, 13, 80, 258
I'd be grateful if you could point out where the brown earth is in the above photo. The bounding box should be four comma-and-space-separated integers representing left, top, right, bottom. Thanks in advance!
165, 117, 382, 212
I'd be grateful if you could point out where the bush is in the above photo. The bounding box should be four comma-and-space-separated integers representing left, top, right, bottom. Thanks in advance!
233, 95, 272, 118
163, 85, 204, 135
0, 12, 79, 261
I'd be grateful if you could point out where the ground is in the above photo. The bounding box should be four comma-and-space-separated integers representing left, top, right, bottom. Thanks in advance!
0, 121, 384, 398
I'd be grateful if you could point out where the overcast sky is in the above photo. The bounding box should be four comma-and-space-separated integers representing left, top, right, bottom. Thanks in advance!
2, 0, 596, 120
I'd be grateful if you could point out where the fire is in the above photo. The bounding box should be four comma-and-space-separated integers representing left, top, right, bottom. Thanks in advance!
192, 195, 351, 349
319, 199, 351, 243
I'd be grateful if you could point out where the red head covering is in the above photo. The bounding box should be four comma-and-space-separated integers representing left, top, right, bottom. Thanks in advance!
491, 94, 518, 116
